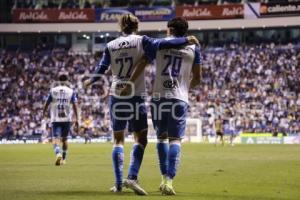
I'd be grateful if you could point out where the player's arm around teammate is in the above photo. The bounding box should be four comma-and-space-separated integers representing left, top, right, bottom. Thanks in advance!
189, 51, 202, 90
120, 35, 200, 96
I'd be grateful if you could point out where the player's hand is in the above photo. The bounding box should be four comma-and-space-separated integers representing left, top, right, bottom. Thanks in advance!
187, 36, 200, 46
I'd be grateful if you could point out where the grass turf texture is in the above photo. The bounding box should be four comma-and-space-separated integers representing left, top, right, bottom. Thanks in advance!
0, 143, 300, 200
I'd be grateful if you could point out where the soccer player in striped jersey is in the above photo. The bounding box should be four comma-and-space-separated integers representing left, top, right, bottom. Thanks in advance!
42, 73, 79, 166
121, 17, 202, 195
215, 116, 224, 145
84, 14, 199, 195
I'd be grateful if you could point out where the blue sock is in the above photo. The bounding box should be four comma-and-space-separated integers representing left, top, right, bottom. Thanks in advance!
128, 143, 145, 180
112, 145, 124, 188
167, 143, 181, 179
156, 141, 168, 175
53, 144, 61, 156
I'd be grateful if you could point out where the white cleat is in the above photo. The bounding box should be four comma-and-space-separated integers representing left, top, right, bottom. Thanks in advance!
60, 160, 66, 165
161, 178, 176, 195
123, 179, 148, 195
161, 184, 176, 195
110, 185, 122, 193
159, 183, 164, 192
55, 154, 62, 166
159, 175, 167, 191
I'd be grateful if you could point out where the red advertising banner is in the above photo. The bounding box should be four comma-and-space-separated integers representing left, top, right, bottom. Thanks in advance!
12, 9, 95, 23
176, 4, 244, 20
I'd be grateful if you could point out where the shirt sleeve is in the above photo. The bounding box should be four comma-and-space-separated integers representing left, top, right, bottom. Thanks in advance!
142, 36, 188, 61
193, 46, 201, 65
91, 47, 111, 83
71, 92, 78, 103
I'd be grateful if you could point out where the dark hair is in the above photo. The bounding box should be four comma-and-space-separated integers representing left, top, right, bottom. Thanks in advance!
58, 73, 68, 82
119, 14, 139, 34
167, 17, 189, 37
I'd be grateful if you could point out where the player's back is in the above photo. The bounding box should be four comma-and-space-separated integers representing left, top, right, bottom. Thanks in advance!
49, 85, 75, 123
106, 34, 145, 96
152, 37, 197, 103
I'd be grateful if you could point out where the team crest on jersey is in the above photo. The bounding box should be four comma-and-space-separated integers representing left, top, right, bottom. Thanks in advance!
163, 80, 178, 89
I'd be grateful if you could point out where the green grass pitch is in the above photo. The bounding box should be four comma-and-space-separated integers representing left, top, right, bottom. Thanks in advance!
0, 143, 300, 200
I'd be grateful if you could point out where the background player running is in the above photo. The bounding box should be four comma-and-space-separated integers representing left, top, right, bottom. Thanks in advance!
42, 73, 79, 166
122, 17, 202, 195
84, 14, 199, 195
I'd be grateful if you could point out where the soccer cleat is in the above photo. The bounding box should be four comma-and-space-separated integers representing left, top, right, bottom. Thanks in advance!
159, 175, 167, 191
159, 183, 164, 192
123, 179, 148, 195
55, 154, 62, 166
110, 185, 122, 193
161, 178, 176, 195
60, 160, 66, 165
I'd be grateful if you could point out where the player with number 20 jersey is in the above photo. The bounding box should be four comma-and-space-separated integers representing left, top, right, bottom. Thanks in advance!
145, 17, 202, 195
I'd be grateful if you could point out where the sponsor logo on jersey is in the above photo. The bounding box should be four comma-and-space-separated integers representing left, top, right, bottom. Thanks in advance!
119, 41, 130, 48
111, 41, 137, 52
163, 80, 178, 89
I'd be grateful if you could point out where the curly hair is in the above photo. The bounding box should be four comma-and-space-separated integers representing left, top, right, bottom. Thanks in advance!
167, 17, 189, 37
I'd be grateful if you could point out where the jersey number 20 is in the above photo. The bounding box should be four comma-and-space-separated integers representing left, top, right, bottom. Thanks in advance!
162, 55, 182, 77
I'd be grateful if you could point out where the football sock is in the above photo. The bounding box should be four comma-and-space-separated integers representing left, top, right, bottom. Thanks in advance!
166, 176, 173, 186
112, 145, 124, 188
128, 143, 145, 180
167, 142, 181, 179
161, 175, 167, 185
62, 150, 67, 160
53, 144, 61, 156
157, 140, 168, 176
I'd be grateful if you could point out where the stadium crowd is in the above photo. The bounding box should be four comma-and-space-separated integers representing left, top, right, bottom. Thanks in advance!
198, 44, 300, 136
0, 43, 300, 139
